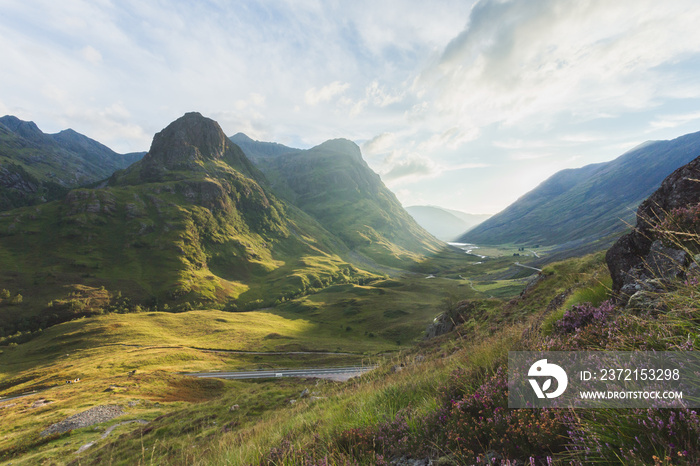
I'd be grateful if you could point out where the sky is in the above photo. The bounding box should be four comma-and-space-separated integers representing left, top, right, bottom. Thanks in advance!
3, 0, 700, 214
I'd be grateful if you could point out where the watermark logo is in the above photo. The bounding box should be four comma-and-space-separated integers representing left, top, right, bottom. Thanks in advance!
528, 358, 568, 399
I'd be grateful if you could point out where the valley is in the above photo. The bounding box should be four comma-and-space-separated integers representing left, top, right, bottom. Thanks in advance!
0, 113, 545, 465
1, 111, 698, 465
0, 243, 534, 464
4, 3, 700, 464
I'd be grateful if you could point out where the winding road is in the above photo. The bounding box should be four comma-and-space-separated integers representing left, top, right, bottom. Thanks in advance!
185, 365, 377, 382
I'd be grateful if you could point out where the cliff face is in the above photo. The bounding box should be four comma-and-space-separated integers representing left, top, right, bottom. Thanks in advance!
606, 155, 700, 301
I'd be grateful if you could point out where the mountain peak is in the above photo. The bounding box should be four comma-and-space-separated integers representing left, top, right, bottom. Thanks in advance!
147, 112, 228, 167
309, 138, 364, 165
0, 115, 50, 144
230, 132, 254, 143
314, 138, 360, 154
118, 112, 261, 183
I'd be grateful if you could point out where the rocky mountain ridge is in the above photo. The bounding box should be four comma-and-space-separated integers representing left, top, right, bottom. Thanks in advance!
0, 115, 144, 210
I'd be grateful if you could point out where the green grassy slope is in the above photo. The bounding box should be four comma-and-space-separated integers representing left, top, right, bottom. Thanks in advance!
462, 131, 700, 246
0, 251, 606, 465
0, 245, 527, 465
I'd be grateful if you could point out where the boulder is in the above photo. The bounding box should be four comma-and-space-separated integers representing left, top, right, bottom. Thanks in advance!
646, 240, 688, 280
424, 313, 454, 339
607, 155, 700, 300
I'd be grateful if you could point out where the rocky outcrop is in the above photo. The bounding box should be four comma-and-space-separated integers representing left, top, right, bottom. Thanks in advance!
425, 312, 456, 339
424, 300, 486, 338
40, 404, 124, 437
606, 155, 700, 302
135, 112, 262, 183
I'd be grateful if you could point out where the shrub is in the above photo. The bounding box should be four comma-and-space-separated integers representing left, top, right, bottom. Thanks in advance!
570, 408, 700, 464
441, 368, 568, 462
553, 300, 616, 334
9, 294, 23, 305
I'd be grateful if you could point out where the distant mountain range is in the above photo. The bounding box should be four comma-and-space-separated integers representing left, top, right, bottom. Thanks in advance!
461, 131, 700, 248
0, 115, 144, 210
0, 113, 445, 337
405, 205, 491, 241
8, 109, 699, 337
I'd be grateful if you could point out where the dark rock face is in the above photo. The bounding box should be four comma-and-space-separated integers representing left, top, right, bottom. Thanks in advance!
606, 155, 700, 301
425, 312, 455, 339
139, 112, 260, 183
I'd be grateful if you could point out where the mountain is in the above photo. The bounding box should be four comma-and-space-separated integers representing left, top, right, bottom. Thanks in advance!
405, 205, 491, 241
0, 113, 368, 337
460, 131, 700, 247
230, 132, 298, 160
230, 134, 445, 268
0, 115, 145, 210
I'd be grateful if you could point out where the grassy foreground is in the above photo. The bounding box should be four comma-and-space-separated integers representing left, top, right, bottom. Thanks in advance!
0, 243, 537, 465
64, 249, 699, 465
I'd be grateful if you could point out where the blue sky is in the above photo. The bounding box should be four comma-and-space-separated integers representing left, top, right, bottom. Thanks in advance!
2, 0, 700, 214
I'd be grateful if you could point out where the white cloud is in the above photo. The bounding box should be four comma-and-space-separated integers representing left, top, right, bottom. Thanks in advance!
418, 127, 480, 152
380, 150, 488, 185
305, 81, 351, 106
418, 0, 700, 131
650, 112, 700, 130
382, 152, 438, 182
80, 45, 102, 65
2, 0, 700, 211
362, 132, 396, 155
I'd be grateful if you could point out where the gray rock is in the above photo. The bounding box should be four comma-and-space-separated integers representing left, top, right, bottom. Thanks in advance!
31, 399, 52, 409
646, 240, 688, 280
300, 388, 310, 398
607, 155, 700, 295
618, 273, 667, 302
687, 254, 700, 276
40, 405, 124, 437
625, 290, 666, 315
424, 313, 454, 339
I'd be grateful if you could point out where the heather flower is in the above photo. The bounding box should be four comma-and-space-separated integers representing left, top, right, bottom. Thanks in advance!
553, 300, 616, 335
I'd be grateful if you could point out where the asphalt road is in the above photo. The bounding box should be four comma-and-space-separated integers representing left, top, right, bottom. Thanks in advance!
184, 366, 377, 381
514, 262, 543, 272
